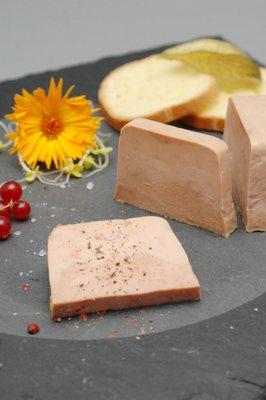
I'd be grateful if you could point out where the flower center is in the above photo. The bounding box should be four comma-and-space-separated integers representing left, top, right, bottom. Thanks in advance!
43, 117, 62, 137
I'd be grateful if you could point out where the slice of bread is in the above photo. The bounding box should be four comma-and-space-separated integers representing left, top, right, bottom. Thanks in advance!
98, 55, 217, 131
182, 67, 266, 132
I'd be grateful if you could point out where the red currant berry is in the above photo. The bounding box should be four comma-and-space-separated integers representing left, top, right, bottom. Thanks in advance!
0, 216, 11, 239
0, 201, 11, 219
27, 323, 40, 335
0, 180, 22, 203
12, 201, 31, 220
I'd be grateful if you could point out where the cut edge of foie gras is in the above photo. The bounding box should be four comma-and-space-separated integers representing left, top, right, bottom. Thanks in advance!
114, 118, 237, 237
224, 95, 266, 232
48, 216, 200, 320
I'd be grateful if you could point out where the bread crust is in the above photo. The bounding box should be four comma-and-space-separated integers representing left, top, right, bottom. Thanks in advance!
181, 114, 225, 133
98, 57, 217, 132
182, 67, 266, 133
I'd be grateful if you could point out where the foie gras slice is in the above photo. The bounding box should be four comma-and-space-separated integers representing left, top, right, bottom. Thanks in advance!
48, 216, 200, 319
224, 96, 266, 232
114, 118, 237, 237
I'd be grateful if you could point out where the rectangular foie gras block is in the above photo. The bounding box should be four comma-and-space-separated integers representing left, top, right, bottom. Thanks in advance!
224, 96, 266, 232
115, 118, 237, 237
48, 216, 200, 319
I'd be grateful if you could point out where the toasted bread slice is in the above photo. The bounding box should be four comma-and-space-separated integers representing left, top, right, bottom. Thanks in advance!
98, 55, 217, 131
182, 67, 266, 132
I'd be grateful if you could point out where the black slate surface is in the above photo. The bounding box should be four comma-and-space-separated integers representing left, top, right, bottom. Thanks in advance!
0, 42, 266, 399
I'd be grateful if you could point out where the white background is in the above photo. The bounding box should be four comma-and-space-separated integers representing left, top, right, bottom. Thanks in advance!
1, 0, 266, 81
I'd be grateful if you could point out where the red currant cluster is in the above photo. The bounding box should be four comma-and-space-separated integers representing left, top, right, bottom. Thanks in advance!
0, 181, 31, 239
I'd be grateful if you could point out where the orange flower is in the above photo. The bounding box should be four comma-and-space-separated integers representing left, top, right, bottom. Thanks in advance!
5, 78, 101, 170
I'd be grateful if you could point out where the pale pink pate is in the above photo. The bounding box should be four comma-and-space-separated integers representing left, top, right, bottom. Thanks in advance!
224, 96, 266, 232
48, 216, 200, 319
115, 118, 237, 237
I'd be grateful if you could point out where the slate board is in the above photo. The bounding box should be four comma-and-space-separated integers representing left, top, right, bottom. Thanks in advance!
0, 42, 265, 399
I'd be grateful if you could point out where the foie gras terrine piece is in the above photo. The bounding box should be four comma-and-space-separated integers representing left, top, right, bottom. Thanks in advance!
224, 96, 266, 232
114, 118, 237, 237
48, 216, 200, 319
